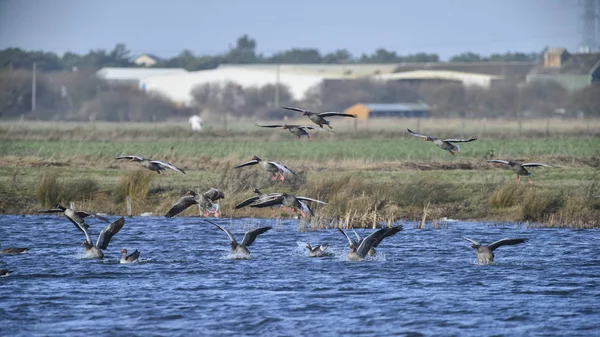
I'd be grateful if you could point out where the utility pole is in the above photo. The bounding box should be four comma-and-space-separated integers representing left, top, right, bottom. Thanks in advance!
32, 62, 36, 111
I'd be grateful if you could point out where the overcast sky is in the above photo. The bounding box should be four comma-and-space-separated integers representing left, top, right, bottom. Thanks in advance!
0, 0, 582, 60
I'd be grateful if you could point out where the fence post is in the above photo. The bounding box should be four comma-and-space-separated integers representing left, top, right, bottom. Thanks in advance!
126, 196, 133, 217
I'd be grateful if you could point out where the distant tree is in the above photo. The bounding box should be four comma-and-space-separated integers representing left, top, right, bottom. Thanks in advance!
224, 35, 259, 64
449, 52, 483, 62
419, 82, 467, 117
402, 52, 440, 63
323, 49, 354, 63
267, 48, 323, 63
519, 81, 568, 117
568, 83, 600, 117
488, 52, 539, 62
359, 48, 400, 63
0, 48, 64, 71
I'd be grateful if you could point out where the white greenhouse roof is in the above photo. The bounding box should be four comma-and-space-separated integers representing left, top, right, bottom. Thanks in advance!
96, 67, 188, 81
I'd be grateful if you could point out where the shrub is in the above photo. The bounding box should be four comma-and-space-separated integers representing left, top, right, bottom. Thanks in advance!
114, 170, 155, 203
35, 170, 61, 207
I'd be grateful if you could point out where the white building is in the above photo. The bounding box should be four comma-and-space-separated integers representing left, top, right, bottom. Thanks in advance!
96, 67, 188, 86
374, 70, 501, 88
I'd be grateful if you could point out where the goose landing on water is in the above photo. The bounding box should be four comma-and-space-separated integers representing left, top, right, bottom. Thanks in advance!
338, 226, 402, 261
76, 217, 125, 259
207, 220, 271, 257
463, 237, 528, 264
306, 243, 329, 257
165, 188, 225, 218
120, 248, 140, 264
487, 160, 553, 185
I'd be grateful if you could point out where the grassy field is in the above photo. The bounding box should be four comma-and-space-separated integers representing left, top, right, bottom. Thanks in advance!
1, 119, 599, 227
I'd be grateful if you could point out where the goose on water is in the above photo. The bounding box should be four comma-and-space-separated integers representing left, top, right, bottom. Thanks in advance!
463, 237, 528, 264
234, 156, 296, 181
116, 155, 185, 175
282, 106, 356, 130
407, 128, 477, 155
306, 243, 329, 257
338, 226, 402, 261
487, 160, 553, 184
120, 248, 141, 264
0, 241, 28, 254
72, 217, 126, 259
207, 220, 271, 256
165, 188, 225, 217
0, 269, 11, 277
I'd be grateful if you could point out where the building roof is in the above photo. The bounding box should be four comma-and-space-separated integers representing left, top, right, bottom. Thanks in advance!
360, 103, 430, 111
217, 63, 399, 77
529, 53, 600, 75
96, 67, 188, 81
374, 70, 500, 87
392, 61, 535, 79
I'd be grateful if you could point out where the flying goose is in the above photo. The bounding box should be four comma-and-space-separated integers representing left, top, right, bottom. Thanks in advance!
249, 192, 327, 218
0, 242, 28, 254
306, 243, 329, 257
40, 204, 110, 230
463, 237, 528, 264
487, 160, 553, 184
282, 106, 356, 130
116, 155, 185, 175
234, 188, 281, 210
207, 220, 271, 256
338, 226, 402, 261
120, 248, 141, 264
407, 128, 477, 155
234, 156, 296, 181
165, 188, 225, 217
72, 217, 126, 259
255, 123, 331, 140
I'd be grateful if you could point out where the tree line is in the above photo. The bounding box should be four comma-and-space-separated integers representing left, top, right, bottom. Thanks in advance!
0, 35, 540, 72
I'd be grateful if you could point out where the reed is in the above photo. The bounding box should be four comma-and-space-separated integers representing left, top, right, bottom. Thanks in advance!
114, 170, 155, 204
35, 170, 61, 208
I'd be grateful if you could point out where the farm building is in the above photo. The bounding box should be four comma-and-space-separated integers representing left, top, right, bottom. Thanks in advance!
134, 54, 162, 67
96, 67, 188, 86
345, 103, 431, 120
526, 48, 600, 91
374, 70, 502, 88
139, 67, 332, 106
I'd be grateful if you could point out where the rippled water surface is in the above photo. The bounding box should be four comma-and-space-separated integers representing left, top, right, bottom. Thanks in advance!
1, 215, 600, 336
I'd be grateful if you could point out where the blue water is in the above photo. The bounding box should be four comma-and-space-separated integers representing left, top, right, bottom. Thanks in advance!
1, 215, 599, 336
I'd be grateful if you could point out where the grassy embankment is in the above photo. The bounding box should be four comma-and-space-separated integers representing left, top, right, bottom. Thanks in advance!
0, 118, 599, 228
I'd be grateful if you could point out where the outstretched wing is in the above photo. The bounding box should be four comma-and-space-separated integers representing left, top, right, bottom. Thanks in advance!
297, 200, 315, 217
249, 196, 284, 208
268, 161, 296, 175
75, 211, 110, 223
116, 155, 145, 161
488, 238, 528, 251
356, 227, 391, 257
96, 217, 125, 250
318, 112, 356, 118
337, 228, 355, 247
295, 196, 328, 205
282, 106, 309, 113
487, 160, 510, 165
204, 188, 225, 201
443, 136, 478, 143
255, 123, 285, 128
234, 196, 260, 209
407, 128, 431, 139
150, 160, 186, 174
241, 226, 272, 247
234, 160, 259, 168
372, 225, 403, 248
521, 163, 553, 168
206, 220, 238, 245
298, 125, 317, 130
462, 237, 481, 245
165, 195, 198, 218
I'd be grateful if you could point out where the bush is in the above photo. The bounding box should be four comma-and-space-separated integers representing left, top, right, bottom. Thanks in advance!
521, 189, 564, 222
490, 184, 523, 208
114, 170, 155, 203
36, 170, 62, 207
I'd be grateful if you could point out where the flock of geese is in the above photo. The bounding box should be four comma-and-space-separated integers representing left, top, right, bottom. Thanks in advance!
2, 106, 546, 276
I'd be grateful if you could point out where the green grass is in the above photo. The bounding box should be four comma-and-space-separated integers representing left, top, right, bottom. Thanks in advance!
1, 137, 599, 161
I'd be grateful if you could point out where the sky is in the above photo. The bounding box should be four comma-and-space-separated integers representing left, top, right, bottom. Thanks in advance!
0, 0, 583, 61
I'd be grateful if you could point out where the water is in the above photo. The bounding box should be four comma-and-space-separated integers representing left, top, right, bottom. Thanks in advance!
1, 215, 599, 336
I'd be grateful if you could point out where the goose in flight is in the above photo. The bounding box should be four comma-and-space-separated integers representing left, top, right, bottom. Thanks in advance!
120, 248, 141, 264
207, 220, 271, 256
0, 242, 28, 254
463, 237, 528, 264
115, 155, 185, 175
255, 123, 330, 140
234, 188, 281, 210
165, 188, 225, 217
40, 204, 110, 230
306, 243, 329, 257
73, 216, 126, 259
487, 160, 553, 184
234, 156, 296, 181
249, 192, 327, 218
282, 106, 356, 130
407, 128, 477, 155
338, 226, 402, 261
